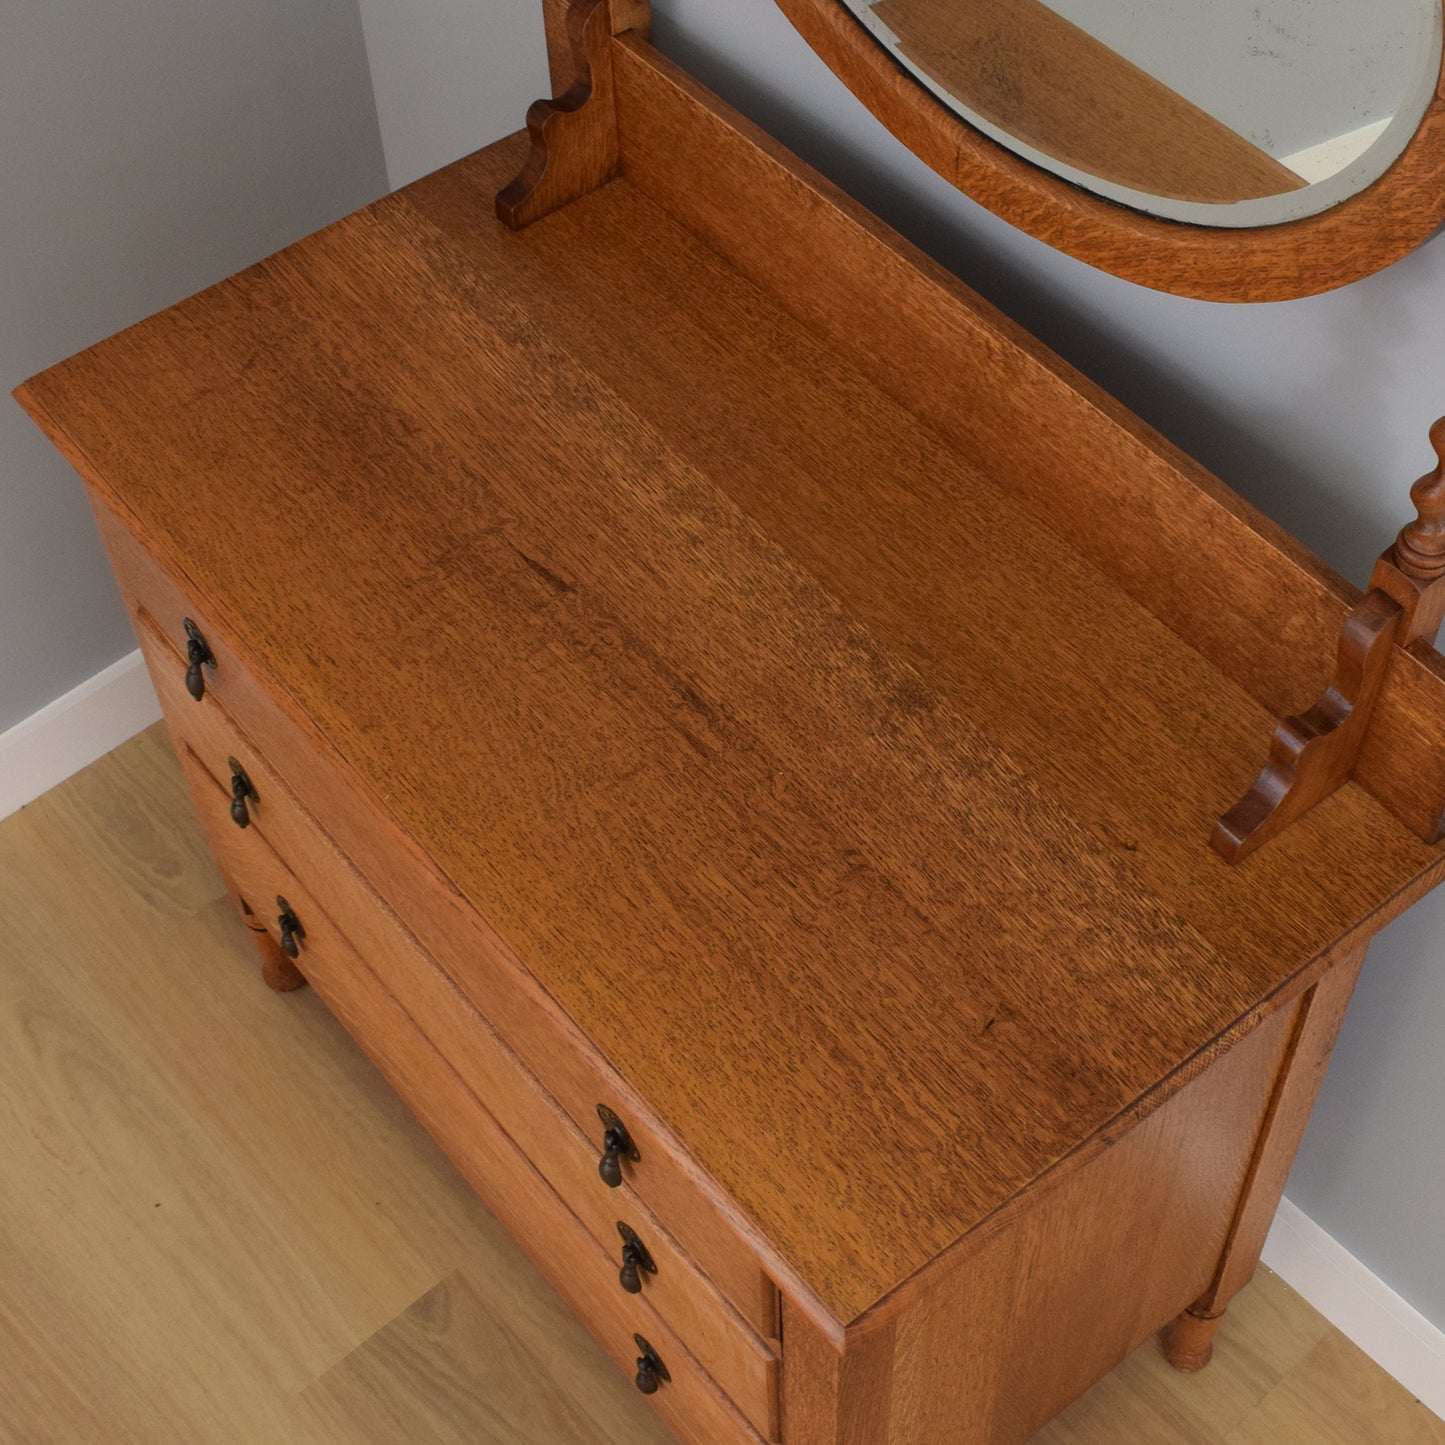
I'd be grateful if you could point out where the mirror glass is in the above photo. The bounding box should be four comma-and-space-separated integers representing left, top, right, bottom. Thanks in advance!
838, 0, 1443, 227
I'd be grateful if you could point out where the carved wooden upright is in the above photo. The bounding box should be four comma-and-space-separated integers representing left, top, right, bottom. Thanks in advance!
1216, 416, 1445, 862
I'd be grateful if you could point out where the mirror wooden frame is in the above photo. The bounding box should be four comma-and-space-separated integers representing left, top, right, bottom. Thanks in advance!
775, 0, 1445, 301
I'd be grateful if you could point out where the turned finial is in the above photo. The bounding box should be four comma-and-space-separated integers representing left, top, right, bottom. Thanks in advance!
1392, 416, 1445, 581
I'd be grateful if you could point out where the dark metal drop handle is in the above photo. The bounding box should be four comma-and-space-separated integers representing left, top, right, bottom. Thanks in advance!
616, 1222, 656, 1295
596, 1105, 640, 1189
599, 1128, 630, 1188
228, 758, 257, 828
633, 1335, 669, 1396
276, 897, 304, 959
183, 619, 215, 701
619, 1242, 645, 1295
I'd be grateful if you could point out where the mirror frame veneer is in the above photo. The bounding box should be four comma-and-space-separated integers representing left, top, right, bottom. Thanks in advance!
776, 0, 1445, 300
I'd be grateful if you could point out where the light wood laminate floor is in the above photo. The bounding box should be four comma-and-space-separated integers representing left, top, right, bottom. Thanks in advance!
1, 726, 1440, 1444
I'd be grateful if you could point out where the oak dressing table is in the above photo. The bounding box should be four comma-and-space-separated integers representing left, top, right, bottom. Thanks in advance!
18, 3, 1445, 1440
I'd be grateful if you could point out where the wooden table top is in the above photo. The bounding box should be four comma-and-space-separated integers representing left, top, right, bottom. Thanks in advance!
20, 134, 1445, 1325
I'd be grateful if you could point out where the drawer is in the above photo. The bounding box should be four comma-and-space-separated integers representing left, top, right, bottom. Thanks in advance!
173, 764, 768, 1445
100, 498, 780, 1338
167, 692, 781, 1440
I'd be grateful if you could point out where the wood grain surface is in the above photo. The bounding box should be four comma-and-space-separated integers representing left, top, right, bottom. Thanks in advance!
772, 0, 1445, 300
1193, 945, 1370, 1318
146, 651, 780, 1433
783, 999, 1301, 1443
5, 734, 1442, 1442
98, 504, 787, 1339
17, 127, 1445, 1328
872, 0, 1304, 204
497, 0, 623, 229
607, 38, 1445, 849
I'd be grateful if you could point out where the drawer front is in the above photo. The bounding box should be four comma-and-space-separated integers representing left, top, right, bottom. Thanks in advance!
99, 499, 780, 1339
174, 762, 768, 1445
159, 659, 781, 1440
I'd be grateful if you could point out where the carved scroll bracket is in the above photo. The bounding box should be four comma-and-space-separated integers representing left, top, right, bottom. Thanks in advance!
496, 0, 648, 231
1215, 417, 1445, 864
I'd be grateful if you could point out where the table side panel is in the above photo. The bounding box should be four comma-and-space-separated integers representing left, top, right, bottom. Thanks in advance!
398, 151, 1442, 1018
783, 1000, 1297, 1444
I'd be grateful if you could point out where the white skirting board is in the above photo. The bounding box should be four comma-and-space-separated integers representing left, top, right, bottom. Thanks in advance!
2, 656, 1444, 1420
0, 649, 161, 822
1262, 1197, 1445, 1418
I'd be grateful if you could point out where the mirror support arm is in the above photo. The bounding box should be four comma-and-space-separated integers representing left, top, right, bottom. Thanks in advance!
497, 0, 647, 230
1214, 419, 1445, 863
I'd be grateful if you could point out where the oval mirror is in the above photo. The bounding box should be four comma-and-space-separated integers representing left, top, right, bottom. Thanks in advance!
775, 0, 1445, 298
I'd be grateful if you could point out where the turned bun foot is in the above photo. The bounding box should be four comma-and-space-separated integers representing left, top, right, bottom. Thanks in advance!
262, 949, 306, 993
1163, 1306, 1224, 1373
247, 923, 306, 993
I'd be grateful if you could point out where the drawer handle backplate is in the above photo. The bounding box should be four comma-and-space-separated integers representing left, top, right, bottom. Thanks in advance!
228, 758, 258, 828
633, 1334, 669, 1396
596, 1104, 639, 1188
183, 618, 215, 701
616, 1221, 657, 1295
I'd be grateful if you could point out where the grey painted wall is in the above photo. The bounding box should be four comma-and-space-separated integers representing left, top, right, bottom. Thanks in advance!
401, 0, 1445, 1331
0, 0, 388, 736
354, 0, 548, 188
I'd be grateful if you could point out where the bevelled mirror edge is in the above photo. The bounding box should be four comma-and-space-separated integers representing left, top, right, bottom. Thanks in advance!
773, 0, 1445, 301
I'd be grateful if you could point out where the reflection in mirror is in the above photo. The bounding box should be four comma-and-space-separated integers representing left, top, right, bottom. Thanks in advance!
839, 0, 1443, 227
